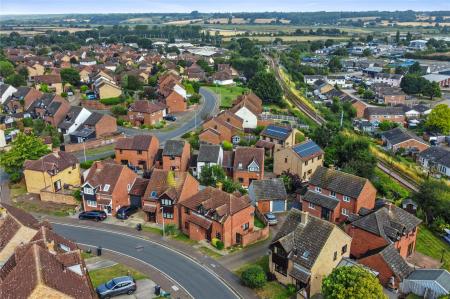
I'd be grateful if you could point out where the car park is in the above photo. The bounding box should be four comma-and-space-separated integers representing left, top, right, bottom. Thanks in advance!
96, 276, 137, 299
163, 115, 177, 121
78, 210, 107, 222
116, 205, 138, 220
265, 212, 278, 225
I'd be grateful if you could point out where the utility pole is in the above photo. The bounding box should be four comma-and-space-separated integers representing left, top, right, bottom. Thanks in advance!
340, 110, 344, 128
160, 206, 165, 238
83, 141, 87, 162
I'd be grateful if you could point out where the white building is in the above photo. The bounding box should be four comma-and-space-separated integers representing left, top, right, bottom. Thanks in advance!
195, 144, 223, 178
409, 40, 428, 50
0, 129, 6, 148
0, 84, 17, 104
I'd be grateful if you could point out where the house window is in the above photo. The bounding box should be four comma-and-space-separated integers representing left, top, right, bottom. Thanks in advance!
86, 200, 97, 207
343, 196, 351, 202
318, 155, 322, 160
315, 187, 322, 193
285, 158, 288, 163
308, 202, 316, 209
184, 207, 190, 214
238, 178, 244, 183
274, 263, 287, 276
304, 160, 309, 166
84, 187, 94, 195
137, 150, 142, 155
238, 162, 243, 170
333, 251, 337, 261
342, 245, 348, 255
341, 208, 349, 216
120, 149, 123, 154
161, 199, 172, 206
163, 212, 173, 219
248, 165, 259, 172
185, 222, 189, 229
330, 191, 336, 198
242, 223, 249, 230
216, 232, 222, 240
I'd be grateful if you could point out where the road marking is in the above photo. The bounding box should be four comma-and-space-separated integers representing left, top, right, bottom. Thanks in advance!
51, 222, 241, 299
77, 242, 194, 299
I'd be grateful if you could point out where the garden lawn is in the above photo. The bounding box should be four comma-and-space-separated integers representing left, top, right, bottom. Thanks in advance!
205, 86, 248, 108
9, 182, 27, 198
254, 216, 266, 229
88, 264, 148, 288
416, 225, 450, 271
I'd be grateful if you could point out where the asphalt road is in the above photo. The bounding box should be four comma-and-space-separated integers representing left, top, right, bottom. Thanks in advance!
53, 223, 238, 299
74, 87, 218, 161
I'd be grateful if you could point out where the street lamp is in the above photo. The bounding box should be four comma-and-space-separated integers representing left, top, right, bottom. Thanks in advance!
160, 206, 165, 238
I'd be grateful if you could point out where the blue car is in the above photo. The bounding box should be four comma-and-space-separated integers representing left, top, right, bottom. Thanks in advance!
96, 276, 136, 299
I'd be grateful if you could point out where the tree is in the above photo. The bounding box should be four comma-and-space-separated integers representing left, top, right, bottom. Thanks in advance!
5, 74, 26, 87
0, 133, 51, 179
241, 265, 266, 288
426, 104, 450, 134
110, 105, 128, 116
248, 71, 282, 104
125, 75, 142, 90
362, 48, 372, 57
60, 68, 80, 86
137, 38, 152, 49
0, 61, 14, 77
322, 266, 386, 299
328, 56, 342, 73
378, 120, 398, 131
413, 180, 450, 225
199, 165, 227, 187
395, 30, 400, 43
422, 81, 441, 100
408, 62, 423, 75
222, 141, 233, 151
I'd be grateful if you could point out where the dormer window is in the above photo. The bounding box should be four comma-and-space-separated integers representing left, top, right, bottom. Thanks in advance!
315, 187, 322, 193
238, 162, 243, 170
84, 187, 94, 195
247, 160, 259, 172
103, 184, 111, 192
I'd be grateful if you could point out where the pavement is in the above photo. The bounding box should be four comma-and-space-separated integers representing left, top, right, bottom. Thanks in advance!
73, 87, 219, 161
115, 279, 159, 299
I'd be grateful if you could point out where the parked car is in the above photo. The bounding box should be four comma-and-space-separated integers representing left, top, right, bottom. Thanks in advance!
265, 213, 278, 225
96, 276, 136, 299
163, 115, 177, 121
78, 210, 107, 222
116, 206, 138, 220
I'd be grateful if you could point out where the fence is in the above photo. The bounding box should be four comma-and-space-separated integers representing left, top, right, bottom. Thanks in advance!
62, 133, 124, 153
259, 113, 309, 129
40, 187, 78, 205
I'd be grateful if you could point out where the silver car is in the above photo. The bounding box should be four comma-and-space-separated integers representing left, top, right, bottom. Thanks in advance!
265, 213, 278, 225
96, 276, 136, 299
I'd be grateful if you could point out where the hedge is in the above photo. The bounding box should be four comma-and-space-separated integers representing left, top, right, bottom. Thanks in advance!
99, 97, 124, 105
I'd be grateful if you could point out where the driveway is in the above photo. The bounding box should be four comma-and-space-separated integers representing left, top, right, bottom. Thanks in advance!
73, 87, 218, 161
52, 223, 241, 299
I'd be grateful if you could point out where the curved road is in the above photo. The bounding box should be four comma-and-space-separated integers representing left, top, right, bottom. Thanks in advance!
75, 87, 218, 161
53, 223, 239, 299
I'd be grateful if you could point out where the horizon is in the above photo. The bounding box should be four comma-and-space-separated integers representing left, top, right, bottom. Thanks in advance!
1, 0, 450, 16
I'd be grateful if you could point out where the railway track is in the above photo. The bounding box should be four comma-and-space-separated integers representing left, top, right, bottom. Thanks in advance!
376, 159, 420, 192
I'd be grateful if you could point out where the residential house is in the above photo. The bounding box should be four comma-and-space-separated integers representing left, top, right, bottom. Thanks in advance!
371, 83, 406, 105
401, 269, 450, 299
373, 73, 403, 87
0, 84, 17, 104
194, 144, 223, 178
351, 98, 371, 118
0, 225, 96, 298
248, 178, 287, 213
0, 204, 41, 264
128, 177, 149, 208
300, 166, 376, 223
417, 146, 450, 177
164, 89, 187, 113
230, 93, 263, 129
186, 63, 206, 81
23, 151, 81, 195
213, 70, 234, 85
141, 169, 199, 226
422, 74, 450, 88
180, 187, 263, 247
363, 106, 405, 125
57, 106, 92, 135
200, 115, 243, 145
82, 161, 138, 216
273, 140, 324, 181
128, 100, 166, 126
259, 124, 298, 155
28, 93, 71, 127
269, 209, 352, 297
326, 75, 347, 87
381, 127, 429, 153
304, 75, 326, 85
402, 104, 432, 119
161, 140, 190, 171
25, 62, 45, 80
115, 135, 160, 170
70, 112, 117, 143
346, 203, 422, 259
3, 87, 42, 114
95, 79, 122, 99
233, 147, 264, 187
34, 74, 63, 94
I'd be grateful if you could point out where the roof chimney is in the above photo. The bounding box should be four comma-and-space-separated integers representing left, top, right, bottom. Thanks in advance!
301, 211, 309, 225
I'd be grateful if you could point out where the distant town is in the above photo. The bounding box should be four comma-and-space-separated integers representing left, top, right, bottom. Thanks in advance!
0, 9, 449, 299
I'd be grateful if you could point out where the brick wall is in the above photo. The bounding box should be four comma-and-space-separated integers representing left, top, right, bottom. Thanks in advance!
40, 189, 77, 205
242, 225, 269, 246
393, 139, 429, 153
166, 92, 186, 113
358, 254, 398, 287
115, 137, 159, 170
64, 133, 123, 152
199, 130, 221, 145
355, 182, 377, 212
346, 226, 388, 258
95, 114, 117, 137
81, 100, 109, 110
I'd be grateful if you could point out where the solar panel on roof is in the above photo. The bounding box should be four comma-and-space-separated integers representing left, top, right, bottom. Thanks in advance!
265, 125, 290, 139
293, 141, 321, 157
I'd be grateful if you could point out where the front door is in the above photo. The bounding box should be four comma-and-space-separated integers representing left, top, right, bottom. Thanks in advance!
147, 212, 156, 222
105, 205, 112, 215
321, 208, 331, 221
407, 242, 414, 256
236, 233, 242, 244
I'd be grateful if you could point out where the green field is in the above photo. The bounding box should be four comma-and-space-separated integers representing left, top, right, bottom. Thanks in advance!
416, 225, 450, 271
88, 264, 148, 287
205, 85, 249, 108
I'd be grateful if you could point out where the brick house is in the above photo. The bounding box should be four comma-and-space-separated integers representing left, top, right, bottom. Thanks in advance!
351, 99, 371, 118
357, 244, 413, 289
141, 170, 199, 227
259, 124, 298, 155
164, 90, 187, 113
273, 139, 324, 181
34, 74, 63, 94
115, 135, 160, 170
248, 178, 287, 213
161, 140, 191, 171
346, 203, 422, 259
82, 161, 138, 216
300, 166, 376, 223
3, 87, 42, 114
363, 106, 405, 125
186, 63, 206, 81
27, 94, 70, 127
128, 100, 166, 126
381, 127, 429, 153
270, 209, 352, 297
70, 112, 117, 143
233, 147, 265, 187
201, 116, 243, 145
371, 83, 406, 106
180, 187, 265, 247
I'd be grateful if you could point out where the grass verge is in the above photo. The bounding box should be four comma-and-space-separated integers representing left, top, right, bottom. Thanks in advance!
199, 246, 223, 259
204, 85, 248, 108
9, 182, 27, 198
88, 264, 148, 288
415, 225, 450, 271
13, 200, 76, 217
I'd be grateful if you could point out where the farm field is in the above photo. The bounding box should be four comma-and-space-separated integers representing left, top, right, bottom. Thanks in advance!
223, 35, 349, 42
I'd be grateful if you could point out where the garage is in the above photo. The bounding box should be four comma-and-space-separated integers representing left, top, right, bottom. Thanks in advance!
271, 200, 286, 212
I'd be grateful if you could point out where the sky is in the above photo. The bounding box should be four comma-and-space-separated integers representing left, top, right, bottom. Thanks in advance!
1, 0, 450, 15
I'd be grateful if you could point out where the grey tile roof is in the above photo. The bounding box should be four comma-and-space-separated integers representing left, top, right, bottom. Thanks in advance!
249, 178, 287, 201
365, 106, 404, 116
407, 269, 450, 292
46, 101, 61, 116
378, 244, 413, 279
83, 112, 104, 126
303, 190, 340, 210
351, 204, 422, 242
272, 209, 336, 270
197, 144, 221, 163
419, 146, 450, 168
115, 135, 155, 151
382, 127, 426, 146
163, 140, 185, 157
58, 106, 83, 130
309, 166, 368, 199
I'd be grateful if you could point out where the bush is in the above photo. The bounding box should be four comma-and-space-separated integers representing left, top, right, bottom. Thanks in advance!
222, 140, 233, 151
215, 240, 224, 250
111, 105, 128, 116
241, 265, 267, 288
117, 118, 125, 126
100, 97, 124, 105
72, 189, 82, 202
9, 171, 22, 183
211, 238, 220, 247
165, 224, 179, 236
80, 160, 94, 169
